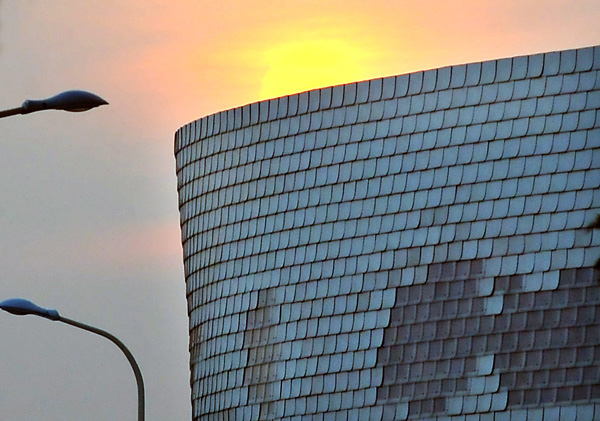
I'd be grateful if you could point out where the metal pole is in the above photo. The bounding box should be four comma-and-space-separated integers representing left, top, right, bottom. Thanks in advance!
57, 316, 145, 421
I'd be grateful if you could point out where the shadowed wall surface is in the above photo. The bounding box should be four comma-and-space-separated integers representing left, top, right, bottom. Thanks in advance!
175, 45, 600, 420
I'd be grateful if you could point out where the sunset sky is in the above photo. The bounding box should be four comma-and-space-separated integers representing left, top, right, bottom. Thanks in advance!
0, 1, 599, 419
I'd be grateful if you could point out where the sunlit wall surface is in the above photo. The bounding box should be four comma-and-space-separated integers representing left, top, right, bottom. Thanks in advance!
175, 45, 600, 420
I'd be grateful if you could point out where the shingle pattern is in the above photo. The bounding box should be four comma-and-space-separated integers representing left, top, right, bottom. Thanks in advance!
175, 45, 600, 420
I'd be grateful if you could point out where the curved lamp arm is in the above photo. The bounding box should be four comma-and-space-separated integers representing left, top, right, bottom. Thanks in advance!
0, 298, 144, 421
0, 107, 24, 119
58, 316, 145, 421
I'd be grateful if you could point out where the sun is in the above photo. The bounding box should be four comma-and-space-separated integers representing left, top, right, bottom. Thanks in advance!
259, 37, 374, 100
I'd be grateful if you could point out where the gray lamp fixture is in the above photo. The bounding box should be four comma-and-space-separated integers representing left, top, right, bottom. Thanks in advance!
0, 90, 108, 119
0, 298, 144, 421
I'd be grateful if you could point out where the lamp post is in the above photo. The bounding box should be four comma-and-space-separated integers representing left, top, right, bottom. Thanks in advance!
0, 298, 144, 421
0, 90, 108, 119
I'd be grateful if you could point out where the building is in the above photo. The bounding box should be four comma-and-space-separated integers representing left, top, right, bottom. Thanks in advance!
175, 45, 600, 420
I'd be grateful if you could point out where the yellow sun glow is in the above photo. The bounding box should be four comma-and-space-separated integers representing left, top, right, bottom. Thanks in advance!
259, 38, 375, 100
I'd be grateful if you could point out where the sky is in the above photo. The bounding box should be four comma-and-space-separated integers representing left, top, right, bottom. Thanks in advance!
0, 1, 598, 419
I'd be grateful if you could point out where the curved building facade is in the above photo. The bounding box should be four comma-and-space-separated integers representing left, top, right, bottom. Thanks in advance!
175, 45, 600, 420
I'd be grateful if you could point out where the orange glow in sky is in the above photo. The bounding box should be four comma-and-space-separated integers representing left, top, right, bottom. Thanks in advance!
11, 0, 600, 124
165, 0, 599, 118
259, 37, 374, 99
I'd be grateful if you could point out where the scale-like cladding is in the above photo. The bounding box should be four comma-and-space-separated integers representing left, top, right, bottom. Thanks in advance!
175, 45, 600, 420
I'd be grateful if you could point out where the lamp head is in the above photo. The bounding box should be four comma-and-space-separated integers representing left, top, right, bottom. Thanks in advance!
21, 90, 108, 114
0, 298, 60, 320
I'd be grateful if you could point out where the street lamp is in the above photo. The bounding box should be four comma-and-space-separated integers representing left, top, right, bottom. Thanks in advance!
0, 298, 144, 421
0, 90, 108, 119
